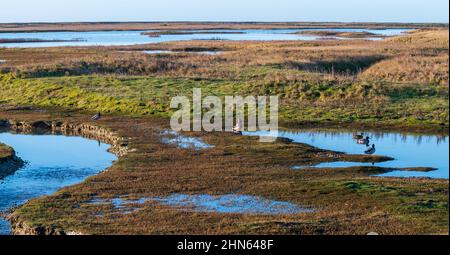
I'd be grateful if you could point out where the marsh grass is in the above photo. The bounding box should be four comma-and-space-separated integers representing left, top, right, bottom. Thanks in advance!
1, 29, 448, 134
2, 109, 448, 234
1, 71, 447, 129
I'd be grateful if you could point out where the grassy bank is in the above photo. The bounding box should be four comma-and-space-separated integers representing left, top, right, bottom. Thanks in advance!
0, 72, 447, 131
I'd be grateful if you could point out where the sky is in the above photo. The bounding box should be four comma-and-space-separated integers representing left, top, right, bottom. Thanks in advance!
1, 0, 448, 23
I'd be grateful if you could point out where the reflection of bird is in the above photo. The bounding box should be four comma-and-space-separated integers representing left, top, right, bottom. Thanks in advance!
357, 136, 370, 145
233, 119, 242, 135
91, 112, 101, 120
353, 133, 364, 140
365, 144, 376, 154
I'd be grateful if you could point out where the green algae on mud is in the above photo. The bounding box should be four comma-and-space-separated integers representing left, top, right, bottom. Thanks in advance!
1, 108, 448, 235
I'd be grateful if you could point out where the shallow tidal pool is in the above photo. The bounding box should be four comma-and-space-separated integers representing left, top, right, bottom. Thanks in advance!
0, 132, 116, 235
89, 194, 312, 215
244, 130, 449, 179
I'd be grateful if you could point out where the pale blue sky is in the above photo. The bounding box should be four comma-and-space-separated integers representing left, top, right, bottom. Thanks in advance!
1, 0, 448, 23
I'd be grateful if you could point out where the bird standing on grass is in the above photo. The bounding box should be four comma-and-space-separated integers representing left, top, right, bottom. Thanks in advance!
91, 112, 101, 121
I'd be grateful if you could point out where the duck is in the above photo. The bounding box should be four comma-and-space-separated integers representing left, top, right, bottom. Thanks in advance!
357, 136, 370, 145
233, 119, 242, 135
353, 132, 364, 140
365, 144, 376, 155
91, 112, 101, 121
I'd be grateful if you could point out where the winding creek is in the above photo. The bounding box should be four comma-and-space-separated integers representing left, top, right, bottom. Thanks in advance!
0, 132, 116, 235
0, 28, 411, 48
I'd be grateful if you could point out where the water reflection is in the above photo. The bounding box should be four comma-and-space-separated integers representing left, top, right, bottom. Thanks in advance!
0, 28, 411, 48
243, 129, 449, 179
0, 132, 116, 235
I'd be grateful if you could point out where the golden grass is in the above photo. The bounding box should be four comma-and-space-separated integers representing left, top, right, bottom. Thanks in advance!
0, 29, 448, 130
0, 22, 442, 32
387, 29, 449, 47
361, 55, 449, 85
2, 28, 447, 84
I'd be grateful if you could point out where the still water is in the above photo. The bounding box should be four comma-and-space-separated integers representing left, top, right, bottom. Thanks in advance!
243, 130, 449, 179
0, 133, 116, 235
0, 28, 410, 48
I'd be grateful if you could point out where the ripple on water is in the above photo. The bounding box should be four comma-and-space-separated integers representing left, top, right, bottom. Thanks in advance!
0, 219, 11, 235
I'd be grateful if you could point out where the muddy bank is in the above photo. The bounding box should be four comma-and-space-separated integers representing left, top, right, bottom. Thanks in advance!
0, 119, 129, 157
0, 143, 24, 179
0, 118, 128, 235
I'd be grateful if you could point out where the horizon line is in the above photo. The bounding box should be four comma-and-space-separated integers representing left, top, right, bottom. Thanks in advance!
1, 20, 449, 25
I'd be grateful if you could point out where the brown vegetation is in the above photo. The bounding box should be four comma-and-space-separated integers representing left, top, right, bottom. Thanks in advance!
2, 29, 448, 83
0, 28, 448, 130
0, 22, 444, 33
1, 108, 448, 235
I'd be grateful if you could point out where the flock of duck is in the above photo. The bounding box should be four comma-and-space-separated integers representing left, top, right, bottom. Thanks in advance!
353, 133, 376, 154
